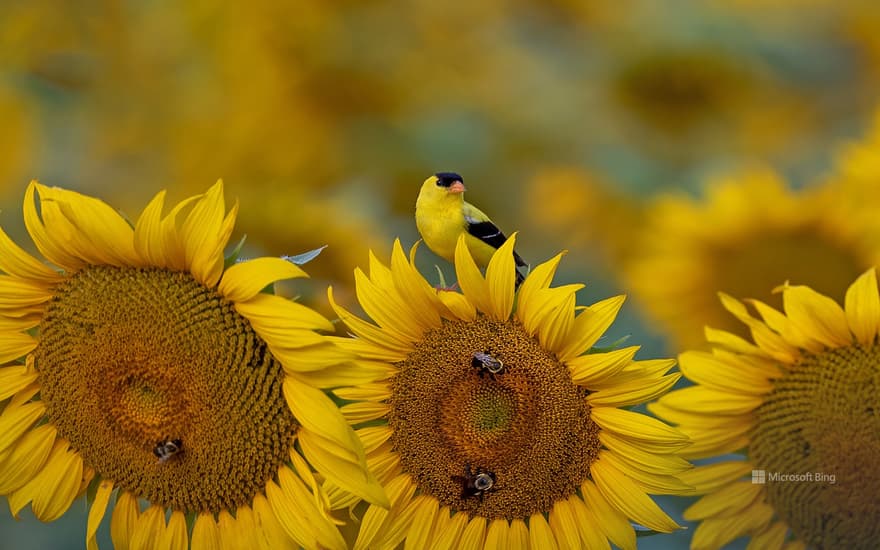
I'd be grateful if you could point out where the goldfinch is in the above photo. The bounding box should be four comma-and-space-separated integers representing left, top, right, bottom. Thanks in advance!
415, 172, 526, 285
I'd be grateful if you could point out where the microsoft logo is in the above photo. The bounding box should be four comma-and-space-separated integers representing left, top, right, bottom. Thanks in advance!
752, 469, 766, 484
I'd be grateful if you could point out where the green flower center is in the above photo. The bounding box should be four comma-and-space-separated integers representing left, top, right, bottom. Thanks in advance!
751, 344, 880, 548
35, 266, 298, 514
389, 315, 600, 519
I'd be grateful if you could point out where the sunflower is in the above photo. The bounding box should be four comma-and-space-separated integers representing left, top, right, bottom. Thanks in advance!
521, 167, 643, 272
625, 170, 880, 351
327, 233, 690, 549
651, 269, 880, 549
0, 180, 387, 549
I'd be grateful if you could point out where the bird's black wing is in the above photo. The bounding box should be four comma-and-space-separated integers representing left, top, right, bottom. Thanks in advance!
465, 217, 528, 268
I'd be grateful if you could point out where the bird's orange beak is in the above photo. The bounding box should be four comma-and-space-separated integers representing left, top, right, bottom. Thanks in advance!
448, 181, 466, 194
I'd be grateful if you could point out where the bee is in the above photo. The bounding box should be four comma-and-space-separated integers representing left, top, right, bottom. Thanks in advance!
472, 351, 504, 378
452, 463, 497, 500
153, 438, 183, 463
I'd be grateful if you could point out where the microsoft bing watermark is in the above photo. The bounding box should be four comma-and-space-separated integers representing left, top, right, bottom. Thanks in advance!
752, 469, 836, 485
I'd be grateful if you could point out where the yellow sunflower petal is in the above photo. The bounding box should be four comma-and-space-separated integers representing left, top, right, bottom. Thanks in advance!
557, 295, 626, 361
484, 233, 518, 321
679, 424, 752, 459
0, 365, 39, 401
293, 360, 392, 388
845, 268, 880, 346
237, 292, 334, 336
42, 184, 141, 266
599, 432, 692, 476
483, 518, 509, 550
111, 491, 140, 550
427, 508, 453, 547
218, 509, 248, 550
0, 277, 54, 309
0, 424, 55, 494
508, 519, 530, 550
659, 386, 764, 415
454, 233, 492, 315
265, 479, 315, 549
745, 521, 788, 550
567, 495, 611, 550
23, 181, 86, 272
684, 481, 763, 521
191, 512, 221, 550
133, 190, 168, 267
340, 401, 391, 423
354, 475, 416, 550
355, 269, 429, 341
591, 358, 677, 389
180, 180, 234, 288
719, 293, 799, 363
0, 225, 60, 282
0, 400, 47, 455
567, 346, 639, 386
528, 512, 559, 550
403, 497, 439, 550
219, 258, 308, 303
749, 298, 824, 353
163, 510, 188, 550
677, 461, 752, 494
333, 382, 393, 403
436, 289, 477, 321
130, 505, 166, 550
158, 194, 201, 272
549, 498, 582, 550
253, 493, 297, 550
17, 439, 83, 522
430, 511, 469, 550
269, 467, 347, 550
328, 286, 414, 353
678, 350, 775, 395
647, 400, 749, 430
580, 479, 636, 550
704, 326, 769, 357
690, 501, 775, 550
537, 290, 579, 353
598, 450, 692, 494
587, 373, 681, 407
283, 377, 363, 460
297, 428, 388, 508
591, 457, 681, 533
458, 515, 488, 550
86, 479, 114, 550
516, 252, 564, 323
781, 283, 852, 348
390, 240, 445, 327
381, 494, 432, 549
590, 407, 690, 448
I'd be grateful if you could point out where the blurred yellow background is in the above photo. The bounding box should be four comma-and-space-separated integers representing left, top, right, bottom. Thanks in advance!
2, 0, 880, 548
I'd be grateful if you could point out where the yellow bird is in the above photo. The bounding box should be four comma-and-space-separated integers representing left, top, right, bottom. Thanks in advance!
415, 172, 526, 286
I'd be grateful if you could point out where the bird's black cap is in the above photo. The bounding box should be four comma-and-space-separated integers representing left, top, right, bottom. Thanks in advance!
435, 172, 464, 187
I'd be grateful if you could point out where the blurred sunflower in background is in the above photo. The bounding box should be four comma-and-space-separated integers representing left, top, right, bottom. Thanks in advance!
0, 181, 386, 549
327, 235, 690, 548
624, 171, 880, 351
651, 270, 880, 549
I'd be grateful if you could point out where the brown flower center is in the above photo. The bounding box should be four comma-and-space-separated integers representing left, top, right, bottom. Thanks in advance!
388, 315, 600, 519
35, 266, 297, 514
751, 344, 880, 548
